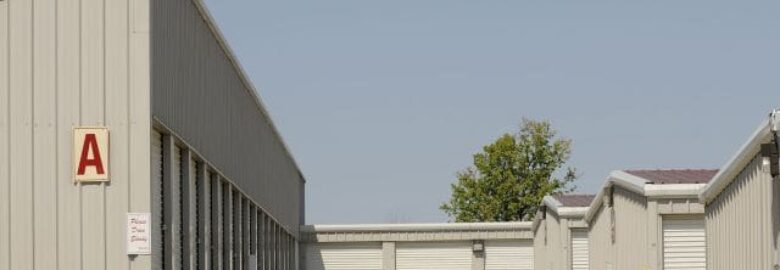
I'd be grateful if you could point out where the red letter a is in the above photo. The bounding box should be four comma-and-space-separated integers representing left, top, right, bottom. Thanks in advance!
77, 133, 105, 175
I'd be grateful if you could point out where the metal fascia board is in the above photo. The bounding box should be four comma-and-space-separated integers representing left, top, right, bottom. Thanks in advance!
699, 117, 773, 204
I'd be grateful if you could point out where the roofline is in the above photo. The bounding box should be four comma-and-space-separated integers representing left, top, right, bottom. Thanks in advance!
190, 0, 306, 183
532, 196, 590, 231
542, 196, 590, 218
699, 111, 779, 204
302, 222, 533, 233
584, 170, 706, 222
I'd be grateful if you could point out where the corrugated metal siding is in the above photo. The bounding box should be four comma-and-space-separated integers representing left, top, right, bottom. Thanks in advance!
0, 0, 151, 269
588, 204, 613, 270
396, 242, 473, 270
484, 241, 533, 270
534, 210, 565, 270
305, 243, 383, 270
706, 155, 774, 270
151, 0, 303, 235
533, 220, 546, 270
613, 186, 649, 270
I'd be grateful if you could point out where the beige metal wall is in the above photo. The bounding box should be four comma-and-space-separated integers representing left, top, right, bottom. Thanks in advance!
613, 187, 650, 270
533, 209, 568, 270
151, 0, 305, 235
533, 219, 547, 270
705, 155, 775, 270
587, 187, 650, 270
0, 0, 151, 269
588, 203, 613, 270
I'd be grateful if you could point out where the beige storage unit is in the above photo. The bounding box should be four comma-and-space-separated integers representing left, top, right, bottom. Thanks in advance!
662, 218, 706, 270
484, 241, 534, 270
698, 111, 780, 270
305, 243, 383, 270
532, 194, 594, 270
570, 230, 589, 270
584, 169, 716, 270
397, 242, 473, 270
0, 0, 306, 269
302, 223, 534, 270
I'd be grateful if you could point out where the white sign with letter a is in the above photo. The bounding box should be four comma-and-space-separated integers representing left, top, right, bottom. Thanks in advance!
73, 127, 109, 182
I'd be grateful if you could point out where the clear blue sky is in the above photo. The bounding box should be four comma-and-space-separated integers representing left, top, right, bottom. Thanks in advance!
202, 1, 780, 224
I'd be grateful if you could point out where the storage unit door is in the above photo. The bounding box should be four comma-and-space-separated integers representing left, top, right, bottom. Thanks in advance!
304, 242, 383, 270
662, 218, 706, 270
570, 230, 589, 270
485, 240, 533, 270
396, 242, 472, 270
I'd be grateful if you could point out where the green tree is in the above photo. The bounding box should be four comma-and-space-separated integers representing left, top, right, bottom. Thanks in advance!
440, 119, 577, 222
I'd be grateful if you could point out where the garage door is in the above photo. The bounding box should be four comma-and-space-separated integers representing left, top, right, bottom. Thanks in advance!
485, 240, 533, 270
397, 242, 472, 270
570, 230, 589, 270
662, 218, 706, 270
304, 242, 382, 270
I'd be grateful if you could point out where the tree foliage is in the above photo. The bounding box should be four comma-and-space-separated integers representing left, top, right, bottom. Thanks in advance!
440, 119, 576, 222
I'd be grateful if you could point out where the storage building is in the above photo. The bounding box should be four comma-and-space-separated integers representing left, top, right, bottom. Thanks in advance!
584, 169, 716, 270
301, 223, 534, 270
533, 194, 595, 270
698, 111, 780, 270
0, 0, 305, 270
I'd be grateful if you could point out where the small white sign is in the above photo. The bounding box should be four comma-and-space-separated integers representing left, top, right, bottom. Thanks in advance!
73, 127, 110, 182
127, 213, 152, 255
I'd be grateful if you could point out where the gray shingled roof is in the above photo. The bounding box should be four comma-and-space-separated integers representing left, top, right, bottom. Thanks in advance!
624, 169, 718, 184
552, 194, 596, 207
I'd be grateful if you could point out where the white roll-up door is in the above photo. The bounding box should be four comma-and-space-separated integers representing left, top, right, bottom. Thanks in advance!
571, 230, 589, 270
485, 240, 533, 270
304, 242, 382, 270
396, 242, 472, 270
663, 218, 706, 270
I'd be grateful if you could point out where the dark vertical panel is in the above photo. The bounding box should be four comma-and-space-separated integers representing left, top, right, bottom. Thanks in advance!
198, 164, 211, 270
163, 135, 182, 269
151, 131, 164, 270
211, 175, 223, 270
233, 192, 241, 270
223, 183, 232, 270
182, 150, 197, 269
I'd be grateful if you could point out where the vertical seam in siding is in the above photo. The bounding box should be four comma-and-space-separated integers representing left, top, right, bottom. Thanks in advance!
30, 0, 36, 267
101, 1, 108, 269
54, 0, 60, 266
4, 1, 8, 265
77, 0, 84, 265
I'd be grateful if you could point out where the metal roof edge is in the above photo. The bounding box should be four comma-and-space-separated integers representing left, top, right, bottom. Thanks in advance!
188, 0, 307, 183
584, 170, 649, 222
301, 222, 533, 233
699, 114, 775, 204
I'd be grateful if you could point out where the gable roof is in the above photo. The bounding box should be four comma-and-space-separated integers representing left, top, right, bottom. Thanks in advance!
584, 168, 714, 222
699, 110, 780, 204
625, 169, 718, 185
